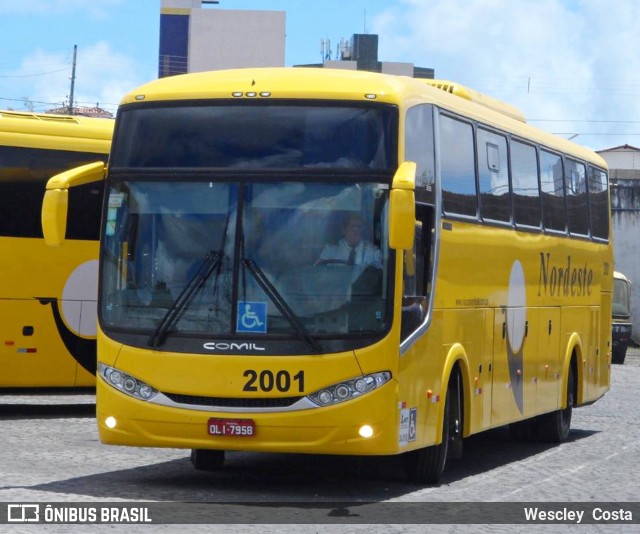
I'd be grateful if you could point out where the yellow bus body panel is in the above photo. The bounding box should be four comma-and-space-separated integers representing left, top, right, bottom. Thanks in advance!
0, 238, 98, 387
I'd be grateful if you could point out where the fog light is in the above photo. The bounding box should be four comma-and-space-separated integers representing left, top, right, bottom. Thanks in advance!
105, 416, 117, 429
359, 425, 374, 438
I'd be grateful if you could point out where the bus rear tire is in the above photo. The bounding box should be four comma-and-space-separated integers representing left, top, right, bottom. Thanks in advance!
538, 363, 575, 443
190, 449, 225, 471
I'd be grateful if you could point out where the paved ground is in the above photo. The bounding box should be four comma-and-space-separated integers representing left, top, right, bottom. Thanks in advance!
1, 348, 638, 533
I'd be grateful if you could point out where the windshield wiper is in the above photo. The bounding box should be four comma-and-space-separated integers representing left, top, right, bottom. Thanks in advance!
148, 250, 223, 348
242, 258, 321, 353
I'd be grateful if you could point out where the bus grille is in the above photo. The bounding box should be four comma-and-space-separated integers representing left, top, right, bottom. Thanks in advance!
163, 392, 304, 408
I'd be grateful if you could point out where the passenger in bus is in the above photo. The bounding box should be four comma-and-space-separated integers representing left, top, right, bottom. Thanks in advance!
316, 213, 382, 268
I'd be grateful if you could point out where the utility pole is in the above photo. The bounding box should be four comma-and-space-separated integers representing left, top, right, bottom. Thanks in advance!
68, 44, 77, 115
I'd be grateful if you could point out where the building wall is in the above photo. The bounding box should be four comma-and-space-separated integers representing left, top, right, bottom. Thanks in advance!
159, 2, 285, 77
188, 9, 285, 72
612, 204, 640, 344
600, 147, 640, 170
602, 147, 640, 343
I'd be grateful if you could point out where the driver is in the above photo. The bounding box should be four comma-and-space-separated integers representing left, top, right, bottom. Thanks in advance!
317, 213, 382, 268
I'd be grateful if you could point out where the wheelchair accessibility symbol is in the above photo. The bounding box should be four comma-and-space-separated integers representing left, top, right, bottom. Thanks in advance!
236, 301, 267, 333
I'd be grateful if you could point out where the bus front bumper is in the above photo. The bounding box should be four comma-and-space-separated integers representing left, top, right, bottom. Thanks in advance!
96, 377, 401, 456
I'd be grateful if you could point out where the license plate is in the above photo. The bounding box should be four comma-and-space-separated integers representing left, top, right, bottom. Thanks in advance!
207, 418, 256, 437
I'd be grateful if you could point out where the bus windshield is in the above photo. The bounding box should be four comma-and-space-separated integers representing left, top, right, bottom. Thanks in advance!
613, 276, 631, 318
110, 102, 397, 170
100, 179, 391, 342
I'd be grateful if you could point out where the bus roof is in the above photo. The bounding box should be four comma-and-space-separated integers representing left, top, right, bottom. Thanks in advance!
0, 110, 114, 153
423, 80, 527, 123
119, 67, 607, 169
614, 271, 631, 283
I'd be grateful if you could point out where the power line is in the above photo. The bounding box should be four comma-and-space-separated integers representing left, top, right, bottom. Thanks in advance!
0, 67, 69, 78
0, 96, 59, 106
553, 133, 640, 136
531, 119, 640, 124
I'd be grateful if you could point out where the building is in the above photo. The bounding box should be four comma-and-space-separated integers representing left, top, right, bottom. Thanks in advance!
598, 144, 640, 343
159, 0, 285, 77
158, 3, 434, 80
46, 104, 113, 118
296, 33, 434, 79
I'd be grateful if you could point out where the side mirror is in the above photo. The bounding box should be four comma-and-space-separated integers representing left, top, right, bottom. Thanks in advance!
389, 161, 416, 250
42, 188, 69, 247
41, 161, 107, 247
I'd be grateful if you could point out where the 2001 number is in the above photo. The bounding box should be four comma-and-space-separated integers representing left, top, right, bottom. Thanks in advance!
243, 370, 305, 393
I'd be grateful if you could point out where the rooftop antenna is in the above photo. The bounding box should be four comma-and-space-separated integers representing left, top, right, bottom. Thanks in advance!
320, 38, 332, 61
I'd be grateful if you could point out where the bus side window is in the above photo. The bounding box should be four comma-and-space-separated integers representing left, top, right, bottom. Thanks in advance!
565, 159, 588, 236
588, 166, 609, 240
540, 150, 566, 232
511, 140, 541, 228
477, 128, 510, 223
401, 204, 433, 341
440, 115, 477, 217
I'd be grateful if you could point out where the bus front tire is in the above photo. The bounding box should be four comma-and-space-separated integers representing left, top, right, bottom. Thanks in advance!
190, 449, 225, 471
404, 376, 461, 484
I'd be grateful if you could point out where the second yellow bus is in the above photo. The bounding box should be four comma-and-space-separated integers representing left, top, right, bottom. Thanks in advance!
1, 110, 112, 387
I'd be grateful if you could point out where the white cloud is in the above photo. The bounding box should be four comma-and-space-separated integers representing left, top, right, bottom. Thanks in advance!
8, 42, 151, 113
73, 42, 152, 111
7, 49, 71, 110
372, 0, 640, 150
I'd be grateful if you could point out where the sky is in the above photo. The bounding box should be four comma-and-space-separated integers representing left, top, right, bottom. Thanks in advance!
1, 0, 640, 151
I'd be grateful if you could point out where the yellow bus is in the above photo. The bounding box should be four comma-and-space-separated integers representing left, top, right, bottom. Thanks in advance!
42, 68, 612, 483
1, 110, 113, 387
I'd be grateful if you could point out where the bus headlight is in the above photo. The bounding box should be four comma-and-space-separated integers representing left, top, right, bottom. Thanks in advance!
307, 372, 391, 407
98, 363, 158, 401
